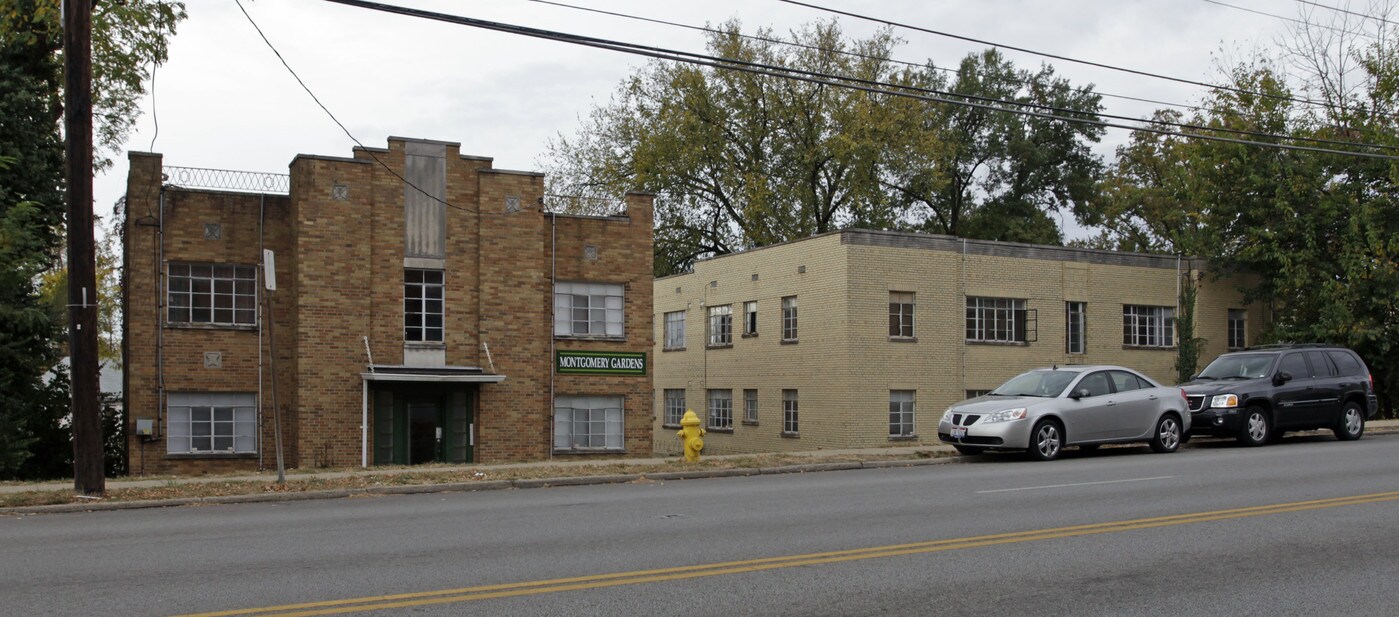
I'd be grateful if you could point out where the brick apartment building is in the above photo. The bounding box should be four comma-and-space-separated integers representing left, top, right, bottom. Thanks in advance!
123, 137, 654, 475
652, 230, 1262, 455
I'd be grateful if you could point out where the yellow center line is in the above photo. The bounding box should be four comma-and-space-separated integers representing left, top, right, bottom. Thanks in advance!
173, 490, 1399, 617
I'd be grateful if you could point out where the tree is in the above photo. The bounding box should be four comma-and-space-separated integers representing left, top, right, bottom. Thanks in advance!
1088, 5, 1399, 416
885, 49, 1105, 245
0, 0, 185, 478
544, 21, 1107, 275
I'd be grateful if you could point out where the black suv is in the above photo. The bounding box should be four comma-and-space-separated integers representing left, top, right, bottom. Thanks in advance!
1181, 344, 1379, 446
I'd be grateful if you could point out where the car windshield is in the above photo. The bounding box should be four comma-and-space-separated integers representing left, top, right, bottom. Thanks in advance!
1198, 354, 1275, 380
991, 370, 1079, 398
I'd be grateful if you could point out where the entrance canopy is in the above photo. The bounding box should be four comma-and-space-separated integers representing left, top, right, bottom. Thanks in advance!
360, 364, 507, 383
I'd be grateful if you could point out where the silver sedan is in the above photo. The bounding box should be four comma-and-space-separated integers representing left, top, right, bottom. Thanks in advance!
938, 366, 1190, 461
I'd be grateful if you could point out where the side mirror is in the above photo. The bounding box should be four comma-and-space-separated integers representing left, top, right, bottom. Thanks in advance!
1188, 374, 1199, 382
1070, 388, 1089, 400
1273, 371, 1292, 386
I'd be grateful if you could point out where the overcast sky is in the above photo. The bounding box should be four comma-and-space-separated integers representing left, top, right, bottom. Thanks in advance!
96, 0, 1329, 235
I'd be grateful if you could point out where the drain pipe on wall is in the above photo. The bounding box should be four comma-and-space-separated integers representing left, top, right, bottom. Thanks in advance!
548, 210, 557, 461
258, 194, 265, 471
362, 336, 375, 468
156, 186, 167, 451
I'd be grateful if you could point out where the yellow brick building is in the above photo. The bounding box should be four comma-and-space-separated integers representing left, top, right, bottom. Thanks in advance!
651, 230, 1262, 455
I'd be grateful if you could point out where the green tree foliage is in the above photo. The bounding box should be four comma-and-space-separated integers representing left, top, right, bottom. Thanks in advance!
885, 50, 1105, 245
1, 0, 186, 170
1088, 32, 1398, 414
1, 0, 183, 478
545, 21, 1106, 275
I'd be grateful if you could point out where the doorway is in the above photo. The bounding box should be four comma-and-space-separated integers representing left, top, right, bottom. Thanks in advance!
372, 385, 474, 466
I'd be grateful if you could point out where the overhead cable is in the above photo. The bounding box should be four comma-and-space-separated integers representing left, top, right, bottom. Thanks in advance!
320, 0, 1399, 161
777, 0, 1396, 121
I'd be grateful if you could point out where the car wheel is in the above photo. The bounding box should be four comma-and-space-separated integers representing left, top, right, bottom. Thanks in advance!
1333, 401, 1365, 441
953, 445, 986, 456
1237, 407, 1271, 447
1149, 414, 1182, 453
1026, 420, 1063, 461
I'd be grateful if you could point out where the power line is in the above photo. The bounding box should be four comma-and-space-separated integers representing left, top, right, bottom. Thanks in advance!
525, 0, 1213, 115
234, 0, 482, 214
320, 0, 1399, 160
777, 0, 1397, 121
524, 0, 1395, 152
1204, 0, 1379, 39
1294, 0, 1399, 29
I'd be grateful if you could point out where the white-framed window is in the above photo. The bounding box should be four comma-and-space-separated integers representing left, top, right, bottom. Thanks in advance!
890, 390, 915, 437
1123, 305, 1175, 348
166, 392, 257, 454
553, 395, 624, 451
744, 389, 758, 424
966, 389, 992, 399
1228, 309, 1247, 349
554, 282, 624, 338
708, 389, 733, 430
782, 389, 799, 434
404, 269, 444, 342
1066, 301, 1086, 354
889, 292, 915, 338
167, 263, 257, 326
966, 297, 1030, 343
663, 310, 686, 350
663, 389, 686, 427
743, 301, 758, 336
708, 305, 732, 346
781, 296, 798, 341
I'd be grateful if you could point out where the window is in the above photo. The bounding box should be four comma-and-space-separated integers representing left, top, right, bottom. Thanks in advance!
1076, 372, 1112, 397
781, 296, 798, 341
1227, 309, 1247, 349
663, 311, 686, 350
663, 389, 686, 426
1066, 302, 1086, 354
708, 389, 733, 430
743, 301, 758, 336
890, 390, 915, 437
404, 269, 444, 342
782, 390, 799, 434
966, 389, 992, 399
553, 395, 624, 451
1108, 370, 1151, 392
1305, 351, 1336, 378
1123, 305, 1175, 347
966, 297, 1030, 343
744, 389, 758, 424
554, 282, 624, 337
1328, 351, 1362, 376
166, 393, 257, 454
708, 305, 732, 346
1277, 353, 1308, 380
167, 263, 257, 326
889, 292, 915, 338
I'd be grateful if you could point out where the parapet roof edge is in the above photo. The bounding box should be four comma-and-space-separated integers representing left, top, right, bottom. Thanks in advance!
480, 168, 545, 177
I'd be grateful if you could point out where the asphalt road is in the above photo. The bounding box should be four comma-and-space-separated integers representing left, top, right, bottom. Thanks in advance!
3, 433, 1397, 617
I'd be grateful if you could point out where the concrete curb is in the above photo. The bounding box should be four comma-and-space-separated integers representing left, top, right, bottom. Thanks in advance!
0, 455, 958, 516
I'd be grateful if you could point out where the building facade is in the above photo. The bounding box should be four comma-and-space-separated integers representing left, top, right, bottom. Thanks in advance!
124, 137, 654, 475
652, 230, 1262, 455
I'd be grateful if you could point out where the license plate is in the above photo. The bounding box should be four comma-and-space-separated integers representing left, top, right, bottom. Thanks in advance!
950, 427, 967, 439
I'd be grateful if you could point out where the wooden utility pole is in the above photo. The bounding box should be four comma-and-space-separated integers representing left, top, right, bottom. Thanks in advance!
65, 0, 104, 495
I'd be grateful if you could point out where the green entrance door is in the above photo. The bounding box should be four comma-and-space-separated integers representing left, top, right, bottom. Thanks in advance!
373, 386, 473, 466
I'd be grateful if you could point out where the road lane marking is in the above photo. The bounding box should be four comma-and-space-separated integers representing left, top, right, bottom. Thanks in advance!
173, 490, 1399, 617
975, 475, 1177, 493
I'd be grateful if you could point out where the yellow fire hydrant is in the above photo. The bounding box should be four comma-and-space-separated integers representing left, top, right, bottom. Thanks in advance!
676, 409, 705, 462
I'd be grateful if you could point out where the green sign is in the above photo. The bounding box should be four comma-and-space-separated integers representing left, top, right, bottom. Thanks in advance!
556, 350, 647, 376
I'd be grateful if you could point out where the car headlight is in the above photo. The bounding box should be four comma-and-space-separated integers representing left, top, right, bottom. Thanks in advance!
1210, 394, 1239, 408
982, 408, 1028, 424
940, 407, 954, 423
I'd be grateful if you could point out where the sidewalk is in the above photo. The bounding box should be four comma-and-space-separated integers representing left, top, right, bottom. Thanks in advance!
4, 420, 1395, 515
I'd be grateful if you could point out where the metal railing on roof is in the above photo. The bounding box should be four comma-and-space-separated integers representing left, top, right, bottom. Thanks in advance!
163, 165, 290, 194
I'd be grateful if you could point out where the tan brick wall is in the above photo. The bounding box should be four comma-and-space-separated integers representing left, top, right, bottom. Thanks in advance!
652, 231, 1264, 455
123, 139, 654, 475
